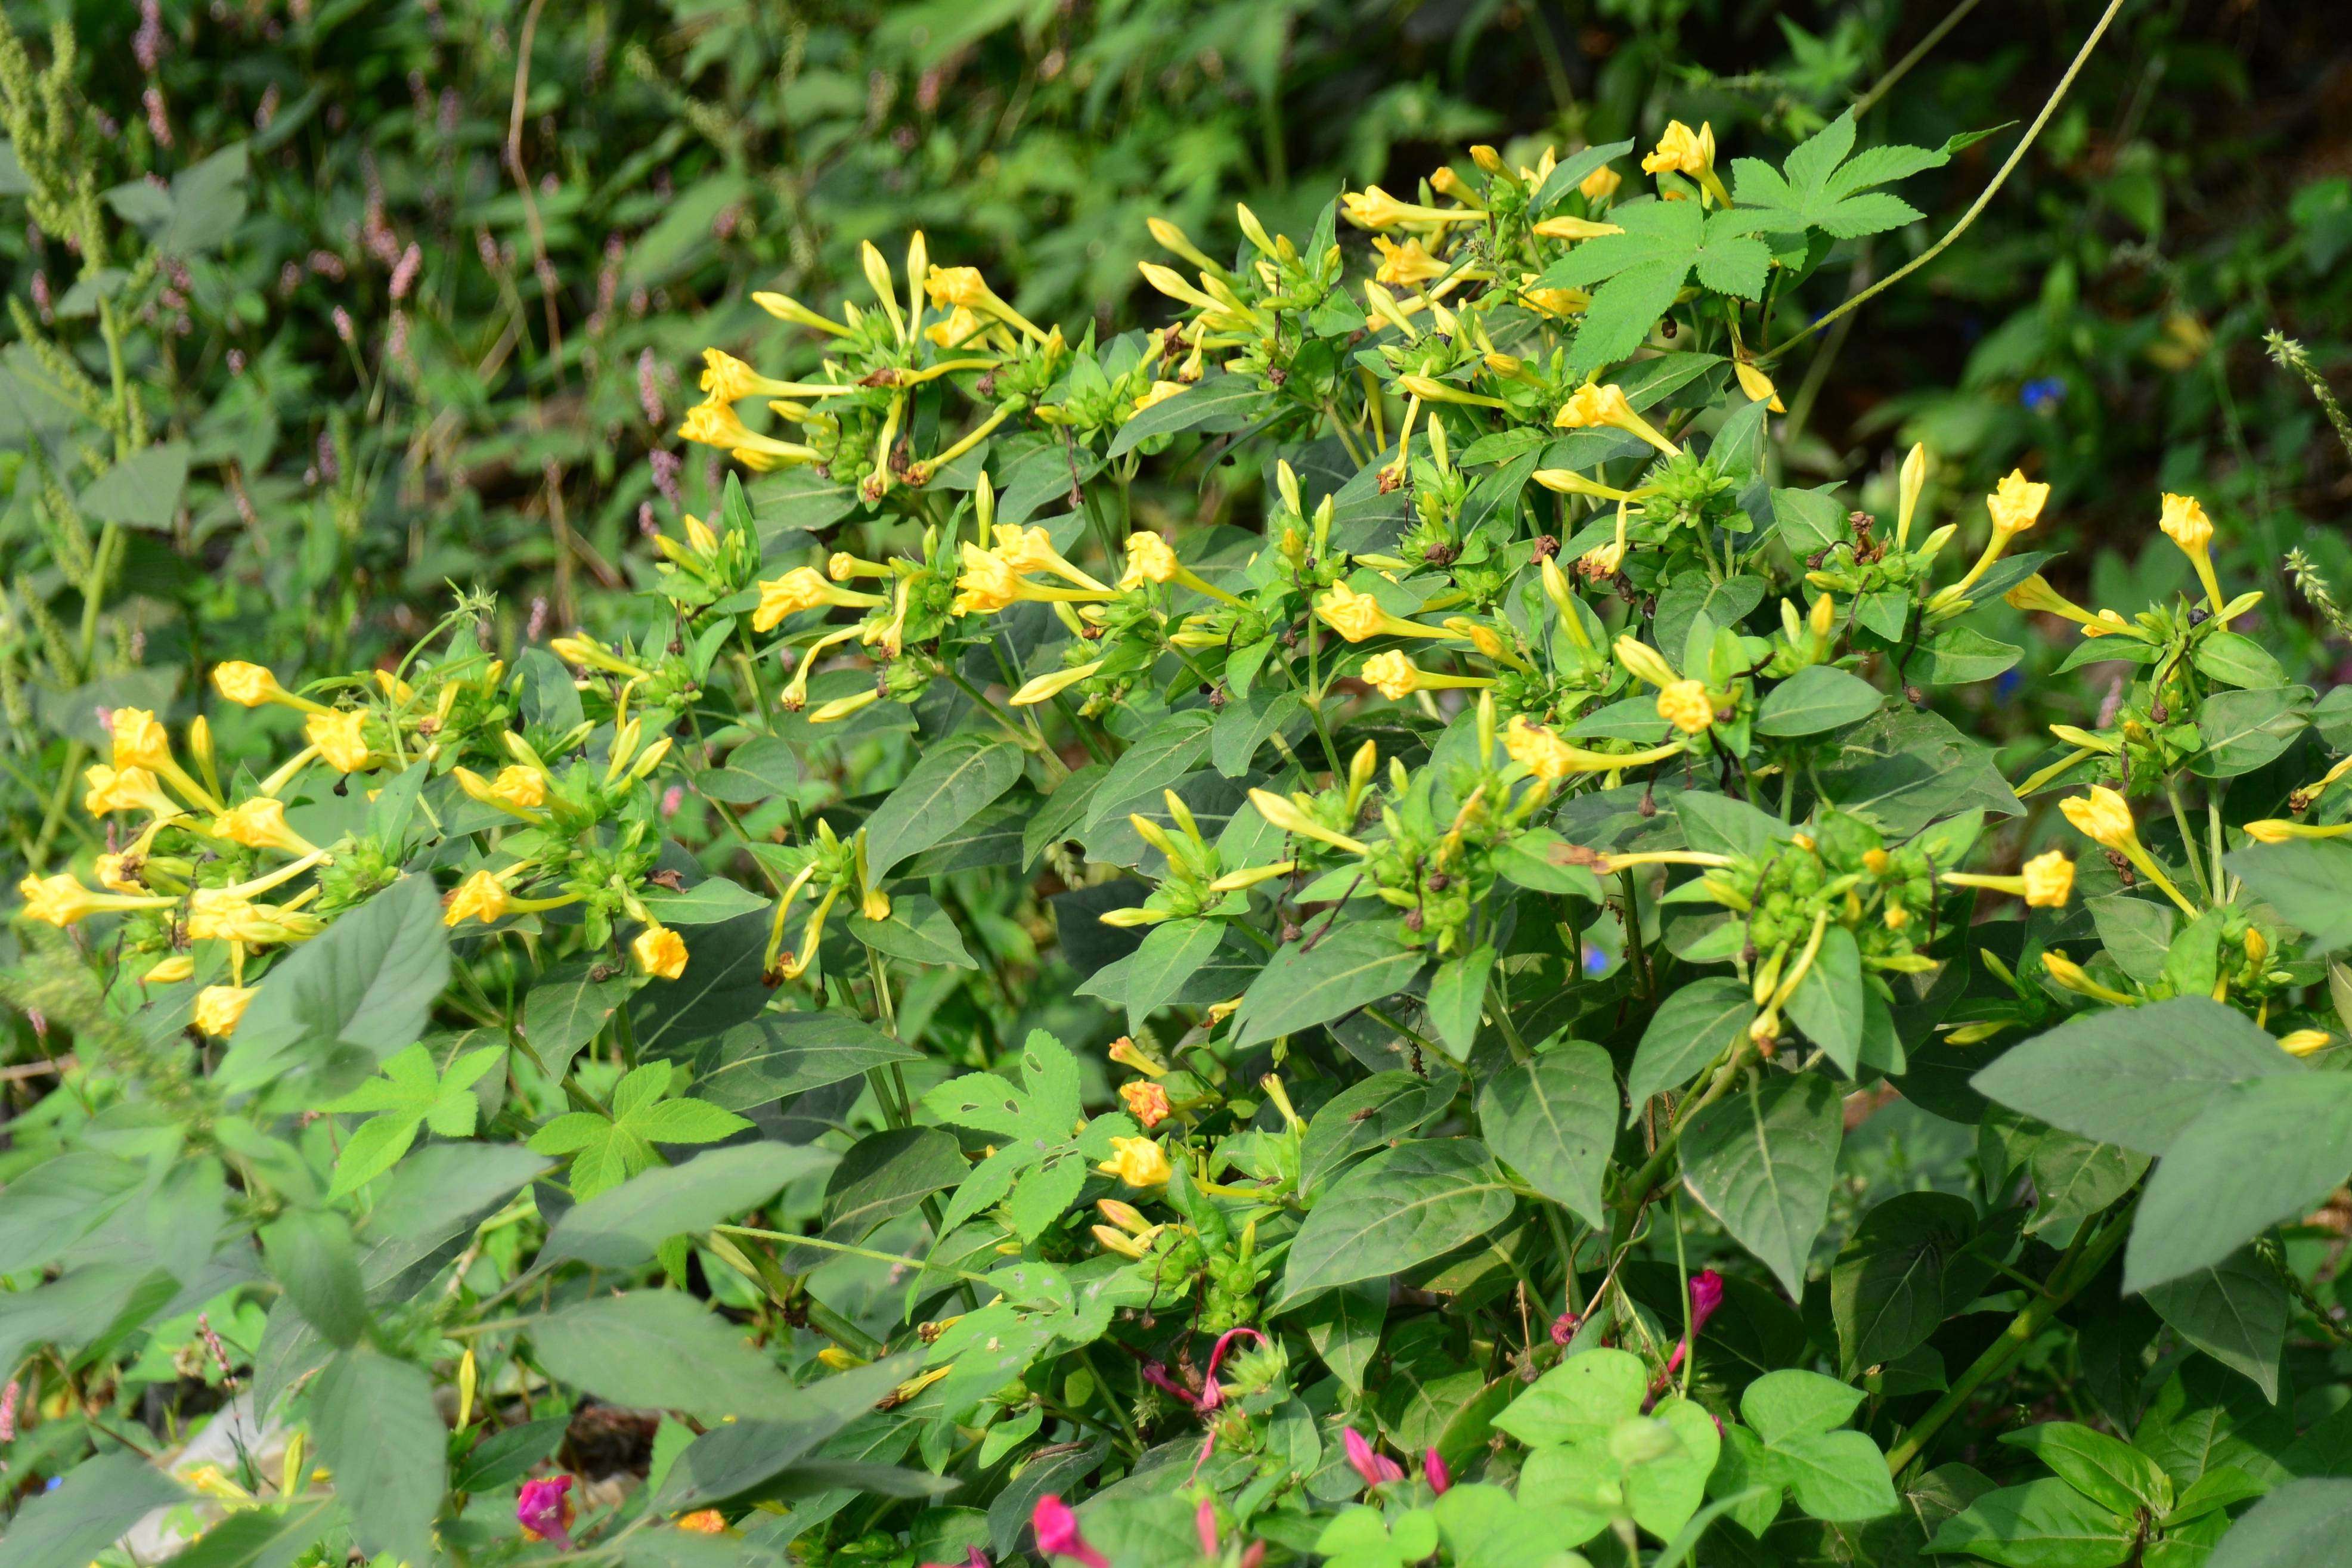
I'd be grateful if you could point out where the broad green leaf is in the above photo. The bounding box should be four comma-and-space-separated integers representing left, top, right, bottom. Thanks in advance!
1493, 1348, 1648, 1448
1083, 710, 1216, 830
363, 1143, 549, 1243
1529, 138, 1637, 213
1424, 944, 1495, 1060
2224, 839, 2352, 952
1626, 978, 1753, 1112
1296, 1275, 1387, 1396
1477, 1043, 1616, 1228
1234, 922, 1426, 1048
1830, 1191, 1975, 1372
1756, 665, 1884, 737
1919, 627, 2023, 684
1785, 923, 1865, 1070
642, 875, 770, 925
1741, 1369, 1865, 1446
1972, 998, 2301, 1157
2125, 1074, 2352, 1291
1539, 200, 1772, 370
848, 892, 978, 969
1124, 917, 1227, 1030
1772, 486, 1847, 554
1211, 689, 1306, 779
76, 440, 191, 529
1999, 1423, 2171, 1517
1925, 1477, 2136, 1568
1679, 1073, 1842, 1296
532, 1290, 808, 1421
522, 962, 627, 1080
2206, 1479, 2352, 1568
647, 1356, 916, 1511
2144, 1250, 2287, 1403
1281, 1139, 1514, 1303
261, 1209, 365, 1347
221, 874, 450, 1087
1777, 1430, 1899, 1522
695, 1012, 921, 1112
1731, 111, 1950, 238
817, 1127, 967, 1241
544, 1143, 838, 1267
310, 1348, 445, 1565
864, 733, 1026, 876
2194, 632, 2288, 691
0, 1151, 142, 1272
1632, 1397, 1724, 1540
1298, 1071, 1450, 1198
0, 1451, 184, 1568
1107, 371, 1265, 455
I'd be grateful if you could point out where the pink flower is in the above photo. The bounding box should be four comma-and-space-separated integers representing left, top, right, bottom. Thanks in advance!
1549, 1310, 1581, 1347
1423, 1448, 1450, 1495
1196, 1498, 1220, 1557
921, 1551, 990, 1568
1688, 1269, 1725, 1334
1198, 1327, 1266, 1412
1343, 1427, 1405, 1490
517, 1475, 575, 1550
1032, 1496, 1108, 1568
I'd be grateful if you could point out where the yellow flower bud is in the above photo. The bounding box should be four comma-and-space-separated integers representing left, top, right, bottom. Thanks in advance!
1096, 1136, 1173, 1188
193, 984, 258, 1039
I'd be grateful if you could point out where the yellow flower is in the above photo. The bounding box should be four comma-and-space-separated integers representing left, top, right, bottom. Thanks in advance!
991, 525, 1107, 590
1372, 235, 1448, 286
2241, 819, 2352, 844
1108, 1036, 1167, 1078
1120, 1080, 1171, 1129
83, 764, 181, 819
952, 546, 1023, 617
1612, 634, 1681, 690
2159, 492, 2213, 554
924, 304, 986, 348
923, 265, 989, 308
1096, 1136, 1172, 1188
675, 1511, 727, 1536
1643, 119, 1713, 177
95, 853, 142, 894
110, 708, 173, 771
1530, 215, 1623, 241
1131, 380, 1187, 416
698, 347, 786, 404
212, 661, 283, 707
752, 567, 884, 633
1987, 470, 2050, 536
488, 765, 547, 810
1316, 582, 1391, 643
2279, 1030, 2334, 1058
305, 709, 373, 773
1504, 717, 1580, 782
444, 870, 510, 928
193, 985, 258, 1039
1362, 651, 1420, 699
212, 797, 320, 856
186, 887, 326, 945
142, 953, 194, 984
1554, 382, 1677, 456
17, 872, 174, 926
2059, 786, 2137, 852
676, 401, 817, 472
1733, 361, 1785, 413
1656, 679, 1715, 735
1580, 163, 1622, 200
2020, 850, 2075, 908
1121, 531, 1179, 587
634, 924, 690, 980
1342, 187, 1412, 229
1010, 660, 1104, 708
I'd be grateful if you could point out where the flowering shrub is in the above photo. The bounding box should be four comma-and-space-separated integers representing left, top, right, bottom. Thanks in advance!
11, 92, 2352, 1568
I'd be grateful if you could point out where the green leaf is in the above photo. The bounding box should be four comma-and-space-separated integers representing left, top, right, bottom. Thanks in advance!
1539, 200, 1772, 370
1925, 1477, 2137, 1568
1084, 711, 1216, 830
1477, 1044, 1615, 1228
1731, 111, 1949, 238
1107, 371, 1266, 455
1297, 1071, 1450, 1198
76, 440, 191, 529
1281, 1139, 1515, 1304
1529, 139, 1637, 213
864, 733, 1027, 878
1424, 944, 1496, 1061
1679, 1073, 1843, 1296
1786, 924, 1866, 1070
1627, 978, 1753, 1111
694, 1012, 921, 1112
221, 875, 450, 1087
819, 1127, 969, 1241
1123, 917, 1227, 1030
2125, 1074, 2352, 1291
1233, 922, 1426, 1048
544, 1143, 837, 1268
261, 1209, 365, 1347
847, 892, 978, 969
1999, 1423, 2171, 1517
523, 963, 627, 1080
0, 1451, 184, 1568
1972, 998, 2302, 1157
1742, 1369, 1865, 1445
1772, 486, 1848, 554
1830, 1192, 1976, 1373
1493, 1347, 1648, 1447
0, 1151, 142, 1272
1756, 665, 1885, 737
2190, 686, 2310, 779
1776, 1429, 1899, 1522
1211, 689, 1306, 779
642, 875, 770, 925
2193, 632, 2288, 691
1919, 627, 2024, 684
309, 1348, 446, 1565
1296, 1275, 1387, 1395
2205, 1479, 2352, 1567
2144, 1250, 2287, 1403
2224, 840, 2352, 952
532, 1290, 810, 1421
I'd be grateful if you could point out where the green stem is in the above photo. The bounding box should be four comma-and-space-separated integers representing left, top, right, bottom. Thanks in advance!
714, 1225, 995, 1285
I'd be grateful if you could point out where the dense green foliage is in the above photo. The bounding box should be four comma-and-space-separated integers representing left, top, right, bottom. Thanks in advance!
7, 5, 2352, 1568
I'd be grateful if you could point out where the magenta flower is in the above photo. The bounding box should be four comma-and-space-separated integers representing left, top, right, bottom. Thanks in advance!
1198, 1327, 1267, 1412
1196, 1498, 1220, 1557
1033, 1496, 1108, 1568
1423, 1448, 1451, 1495
1549, 1310, 1581, 1347
516, 1475, 575, 1550
921, 1551, 990, 1568
1343, 1427, 1405, 1490
1688, 1269, 1725, 1334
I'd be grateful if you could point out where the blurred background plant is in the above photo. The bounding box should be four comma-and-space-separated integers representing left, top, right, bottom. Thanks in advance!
0, 0, 2346, 877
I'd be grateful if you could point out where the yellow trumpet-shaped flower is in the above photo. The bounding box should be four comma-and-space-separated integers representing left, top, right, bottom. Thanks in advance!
1656, 680, 1715, 735
1581, 163, 1622, 200
442, 870, 513, 927
1247, 789, 1371, 858
676, 401, 820, 472
2041, 950, 2139, 1008
922, 264, 1047, 342
2060, 787, 2196, 915
1120, 529, 1179, 586
2158, 492, 2228, 615
84, 764, 184, 821
1895, 442, 1929, 548
1096, 1136, 1173, 1188
1011, 659, 1104, 708
751, 290, 850, 336
1612, 634, 1682, 690
1359, 651, 1494, 701
1132, 380, 1187, 416
142, 953, 194, 984
2003, 575, 2153, 642
212, 661, 332, 715
1314, 582, 1455, 644
1372, 235, 1449, 286
212, 797, 326, 857
1531, 215, 1625, 241
993, 526, 1110, 591
751, 567, 888, 633
1641, 120, 1731, 206
1502, 716, 1685, 783
1554, 382, 1678, 457
1941, 849, 2075, 909
697, 348, 846, 405
1987, 470, 2050, 537
109, 709, 221, 811
305, 709, 374, 773
2241, 819, 2352, 845
16, 872, 177, 926
193, 985, 259, 1040
634, 924, 690, 980
1341, 186, 1486, 230
1733, 361, 1785, 413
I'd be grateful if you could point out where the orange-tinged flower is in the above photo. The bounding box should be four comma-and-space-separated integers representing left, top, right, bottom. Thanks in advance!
1120, 1080, 1171, 1129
